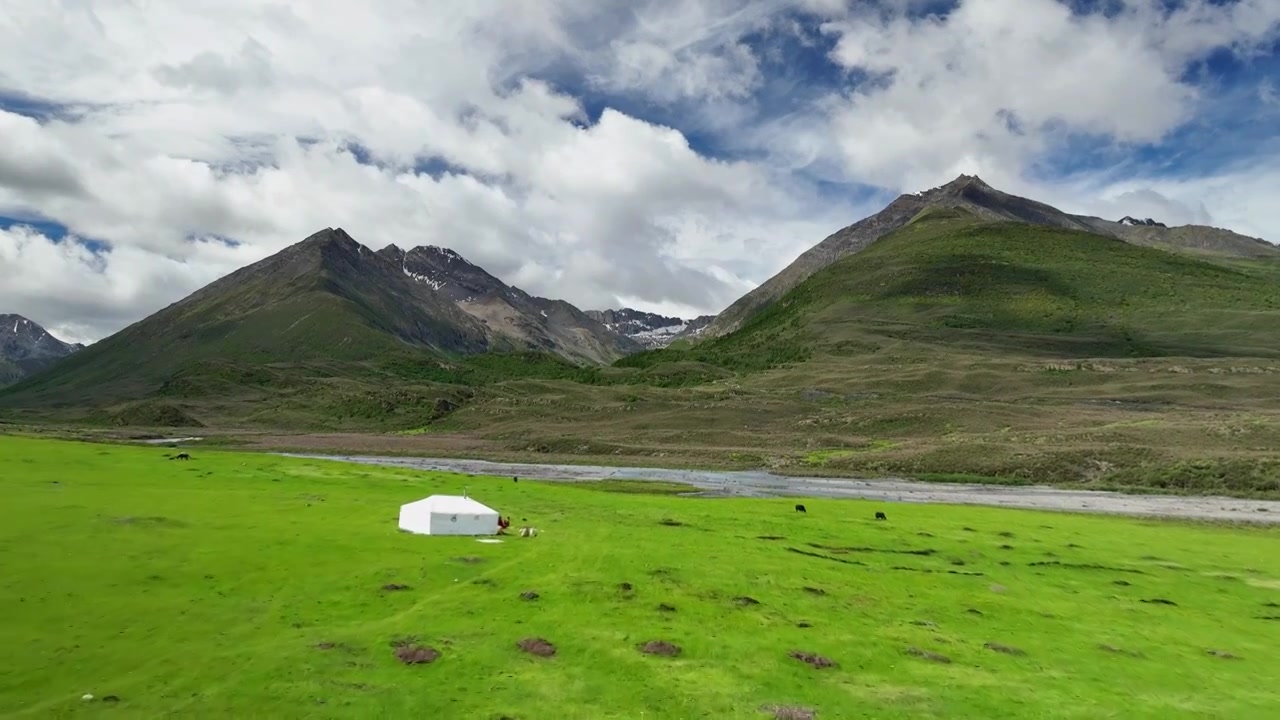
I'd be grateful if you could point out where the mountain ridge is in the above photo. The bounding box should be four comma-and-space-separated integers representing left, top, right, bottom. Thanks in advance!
584, 308, 716, 348
380, 244, 639, 363
703, 175, 1278, 338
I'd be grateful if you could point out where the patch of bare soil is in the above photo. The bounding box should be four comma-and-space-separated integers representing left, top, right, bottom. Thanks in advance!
1207, 649, 1243, 660
809, 543, 935, 557
1141, 598, 1178, 606
394, 645, 441, 664
802, 587, 826, 596
110, 515, 188, 528
734, 596, 761, 606
381, 583, 411, 591
517, 638, 557, 657
758, 535, 786, 540
315, 641, 351, 651
1099, 644, 1144, 658
454, 556, 485, 565
788, 650, 836, 669
657, 603, 677, 613
760, 704, 817, 719
905, 647, 951, 663
638, 640, 681, 656
787, 547, 868, 566
519, 591, 540, 601
659, 518, 685, 527
984, 642, 1026, 656
1029, 561, 1146, 574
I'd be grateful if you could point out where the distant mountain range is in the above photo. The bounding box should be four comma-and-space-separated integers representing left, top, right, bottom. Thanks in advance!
2, 174, 1276, 420
584, 308, 715, 349
0, 315, 82, 387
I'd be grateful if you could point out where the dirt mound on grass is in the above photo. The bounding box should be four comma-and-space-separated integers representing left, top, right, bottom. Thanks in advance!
520, 591, 540, 601
638, 640, 681, 656
905, 647, 951, 663
517, 638, 557, 657
734, 596, 761, 606
984, 642, 1026, 656
381, 583, 411, 591
394, 645, 440, 664
788, 650, 836, 669
760, 705, 816, 719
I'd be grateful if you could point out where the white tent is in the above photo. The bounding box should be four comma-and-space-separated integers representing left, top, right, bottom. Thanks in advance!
398, 494, 500, 536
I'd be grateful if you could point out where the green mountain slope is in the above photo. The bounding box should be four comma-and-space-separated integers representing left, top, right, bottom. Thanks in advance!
703, 175, 1279, 339
632, 208, 1280, 366
0, 228, 492, 414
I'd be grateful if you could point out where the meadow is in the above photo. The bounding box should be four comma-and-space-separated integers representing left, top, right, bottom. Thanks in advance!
2, 436, 1279, 718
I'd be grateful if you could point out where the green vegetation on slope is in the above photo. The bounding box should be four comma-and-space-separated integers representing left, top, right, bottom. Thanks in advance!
640, 210, 1280, 365
2, 437, 1279, 718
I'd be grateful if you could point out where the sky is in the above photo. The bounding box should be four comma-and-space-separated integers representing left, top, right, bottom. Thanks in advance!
1, 0, 1278, 344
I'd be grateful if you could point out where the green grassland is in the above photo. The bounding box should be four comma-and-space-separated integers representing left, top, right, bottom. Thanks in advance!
2, 436, 1279, 718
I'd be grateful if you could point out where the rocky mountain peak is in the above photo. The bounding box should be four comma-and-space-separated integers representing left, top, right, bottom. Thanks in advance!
1119, 216, 1168, 228
0, 314, 83, 387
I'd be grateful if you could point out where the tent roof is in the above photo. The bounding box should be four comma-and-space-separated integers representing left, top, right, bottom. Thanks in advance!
402, 494, 498, 515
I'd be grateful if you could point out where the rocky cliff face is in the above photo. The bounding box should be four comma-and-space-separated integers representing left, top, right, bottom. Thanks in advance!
383, 245, 641, 364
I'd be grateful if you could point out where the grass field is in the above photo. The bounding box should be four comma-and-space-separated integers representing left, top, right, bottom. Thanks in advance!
3, 436, 1279, 718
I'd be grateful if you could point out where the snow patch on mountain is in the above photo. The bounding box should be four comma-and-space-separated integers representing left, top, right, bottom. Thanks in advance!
586, 309, 716, 349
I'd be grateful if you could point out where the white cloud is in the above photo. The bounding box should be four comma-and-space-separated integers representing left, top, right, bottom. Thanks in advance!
0, 0, 1277, 344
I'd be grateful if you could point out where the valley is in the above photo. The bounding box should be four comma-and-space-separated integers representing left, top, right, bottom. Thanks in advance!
2, 177, 1279, 499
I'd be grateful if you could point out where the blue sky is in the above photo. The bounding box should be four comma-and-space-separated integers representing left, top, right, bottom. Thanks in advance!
1, 0, 1278, 343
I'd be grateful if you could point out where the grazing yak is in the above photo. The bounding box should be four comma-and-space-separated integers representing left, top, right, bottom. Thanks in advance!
170, 452, 191, 461
795, 504, 807, 513
875, 511, 887, 521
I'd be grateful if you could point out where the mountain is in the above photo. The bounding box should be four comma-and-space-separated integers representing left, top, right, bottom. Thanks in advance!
0, 228, 646, 421
0, 228, 494, 408
662, 207, 1280, 366
380, 245, 639, 363
584, 308, 715, 349
703, 175, 1279, 337
0, 315, 83, 386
